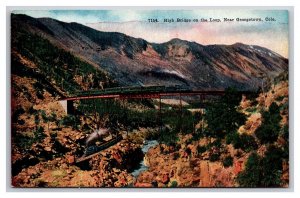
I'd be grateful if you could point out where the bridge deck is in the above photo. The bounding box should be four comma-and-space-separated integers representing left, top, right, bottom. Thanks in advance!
61, 86, 253, 101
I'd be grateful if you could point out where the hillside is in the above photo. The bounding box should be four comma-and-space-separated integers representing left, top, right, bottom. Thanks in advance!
10, 13, 289, 188
12, 14, 288, 90
12, 72, 289, 187
136, 74, 289, 187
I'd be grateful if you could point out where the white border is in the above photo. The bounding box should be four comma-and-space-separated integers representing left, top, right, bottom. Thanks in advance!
2, 0, 299, 198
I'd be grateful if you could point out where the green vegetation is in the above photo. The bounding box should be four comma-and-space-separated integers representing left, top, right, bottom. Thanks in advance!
78, 98, 158, 130
14, 126, 46, 149
197, 145, 207, 154
40, 110, 57, 132
204, 88, 246, 139
236, 152, 262, 187
237, 146, 285, 187
158, 128, 179, 146
245, 106, 257, 113
162, 109, 197, 134
255, 102, 281, 144
33, 81, 45, 99
209, 153, 220, 162
207, 139, 222, 148
60, 115, 81, 130
78, 97, 201, 145
226, 132, 258, 152
12, 107, 25, 124
13, 109, 63, 152
223, 156, 233, 167
274, 71, 288, 85
14, 133, 33, 149
12, 30, 116, 95
158, 109, 201, 145
281, 125, 289, 160
170, 180, 178, 187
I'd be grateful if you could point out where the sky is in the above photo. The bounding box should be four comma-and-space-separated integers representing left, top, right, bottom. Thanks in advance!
13, 10, 289, 58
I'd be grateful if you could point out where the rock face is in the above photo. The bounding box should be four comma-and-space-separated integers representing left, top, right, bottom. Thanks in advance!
12, 139, 143, 187
136, 142, 236, 187
134, 135, 256, 188
11, 14, 288, 90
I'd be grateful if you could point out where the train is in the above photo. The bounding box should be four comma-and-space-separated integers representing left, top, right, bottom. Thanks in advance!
75, 85, 190, 97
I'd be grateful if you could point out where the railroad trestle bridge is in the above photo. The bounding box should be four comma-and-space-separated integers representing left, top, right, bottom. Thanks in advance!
58, 86, 253, 162
59, 85, 252, 115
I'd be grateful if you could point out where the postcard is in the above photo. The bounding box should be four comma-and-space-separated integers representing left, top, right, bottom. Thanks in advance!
10, 9, 289, 188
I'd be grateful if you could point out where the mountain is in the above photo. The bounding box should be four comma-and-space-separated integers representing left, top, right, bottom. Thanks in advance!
11, 14, 288, 93
10, 14, 290, 188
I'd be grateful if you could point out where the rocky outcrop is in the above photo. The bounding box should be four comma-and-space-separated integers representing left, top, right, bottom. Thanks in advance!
12, 139, 143, 187
134, 135, 254, 188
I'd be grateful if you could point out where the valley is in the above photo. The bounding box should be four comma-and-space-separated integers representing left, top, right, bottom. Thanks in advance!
10, 13, 289, 188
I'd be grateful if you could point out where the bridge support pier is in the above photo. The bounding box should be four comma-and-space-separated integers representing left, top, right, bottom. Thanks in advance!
67, 100, 75, 115
179, 93, 182, 133
159, 96, 162, 133
59, 100, 75, 115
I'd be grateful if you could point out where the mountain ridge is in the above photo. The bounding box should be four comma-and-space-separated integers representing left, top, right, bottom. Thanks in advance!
11, 13, 288, 90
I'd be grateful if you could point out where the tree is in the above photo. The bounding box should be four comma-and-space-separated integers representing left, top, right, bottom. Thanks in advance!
205, 88, 246, 139
41, 110, 50, 133
223, 156, 233, 167
236, 146, 284, 187
260, 145, 283, 186
158, 127, 179, 146
236, 152, 261, 187
255, 102, 281, 144
228, 132, 258, 152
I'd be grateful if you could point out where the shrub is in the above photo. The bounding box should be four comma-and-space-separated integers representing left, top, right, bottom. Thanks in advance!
34, 126, 46, 141
264, 145, 284, 171
205, 88, 246, 138
229, 132, 258, 152
239, 134, 258, 152
245, 107, 257, 113
162, 109, 196, 135
17, 119, 25, 125
209, 153, 220, 162
197, 145, 207, 154
223, 156, 233, 167
158, 128, 179, 146
275, 95, 285, 102
28, 106, 37, 114
191, 129, 204, 141
280, 125, 289, 160
236, 146, 284, 187
236, 152, 261, 187
208, 139, 222, 148
170, 181, 178, 187
173, 152, 180, 160
14, 126, 46, 149
225, 132, 239, 145
12, 107, 25, 123
33, 82, 44, 99
60, 115, 80, 129
14, 133, 34, 149
255, 102, 281, 144
78, 99, 159, 130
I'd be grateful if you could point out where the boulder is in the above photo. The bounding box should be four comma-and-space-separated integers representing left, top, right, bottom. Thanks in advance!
66, 155, 75, 165
162, 174, 170, 184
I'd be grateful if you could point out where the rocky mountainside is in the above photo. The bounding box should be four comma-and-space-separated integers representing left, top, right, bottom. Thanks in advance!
10, 14, 289, 188
11, 14, 288, 90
